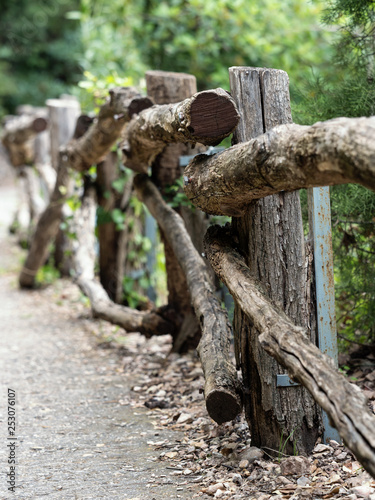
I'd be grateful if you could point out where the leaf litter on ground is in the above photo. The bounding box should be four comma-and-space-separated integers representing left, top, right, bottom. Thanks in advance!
51, 280, 375, 499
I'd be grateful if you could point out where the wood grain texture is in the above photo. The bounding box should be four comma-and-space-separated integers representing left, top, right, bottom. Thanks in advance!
227, 66, 321, 455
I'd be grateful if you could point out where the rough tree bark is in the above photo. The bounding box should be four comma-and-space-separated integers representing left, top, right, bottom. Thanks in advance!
134, 174, 242, 424
19, 153, 72, 287
72, 185, 175, 338
204, 224, 375, 479
146, 71, 202, 352
19, 88, 150, 288
227, 67, 321, 455
65, 88, 153, 172
121, 84, 239, 173
184, 116, 375, 215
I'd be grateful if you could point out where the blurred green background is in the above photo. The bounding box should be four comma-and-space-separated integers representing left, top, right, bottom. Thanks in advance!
1, 0, 374, 350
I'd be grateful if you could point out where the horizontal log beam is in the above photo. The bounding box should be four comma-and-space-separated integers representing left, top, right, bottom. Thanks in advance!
133, 174, 242, 424
64, 87, 153, 172
204, 224, 375, 478
121, 88, 240, 173
184, 116, 375, 216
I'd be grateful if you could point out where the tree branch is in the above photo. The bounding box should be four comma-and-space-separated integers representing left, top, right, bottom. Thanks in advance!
133, 174, 242, 424
64, 87, 153, 172
204, 224, 375, 478
184, 116, 375, 216
121, 88, 240, 173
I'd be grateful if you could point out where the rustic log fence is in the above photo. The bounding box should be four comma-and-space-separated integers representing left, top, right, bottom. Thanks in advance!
1, 67, 375, 478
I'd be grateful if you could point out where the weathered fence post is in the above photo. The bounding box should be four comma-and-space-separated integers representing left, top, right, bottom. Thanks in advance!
228, 67, 322, 455
47, 97, 81, 276
145, 70, 206, 351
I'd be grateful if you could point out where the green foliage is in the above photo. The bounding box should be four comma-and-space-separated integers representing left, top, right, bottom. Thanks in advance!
36, 259, 61, 285
122, 276, 149, 309
331, 185, 375, 345
296, 0, 375, 347
77, 0, 335, 94
164, 176, 195, 209
0, 0, 83, 114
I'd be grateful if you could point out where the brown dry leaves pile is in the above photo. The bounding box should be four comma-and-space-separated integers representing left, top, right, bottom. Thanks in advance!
91, 318, 375, 500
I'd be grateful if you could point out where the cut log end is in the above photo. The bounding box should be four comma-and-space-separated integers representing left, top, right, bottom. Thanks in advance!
189, 90, 240, 140
32, 117, 48, 133
206, 388, 242, 425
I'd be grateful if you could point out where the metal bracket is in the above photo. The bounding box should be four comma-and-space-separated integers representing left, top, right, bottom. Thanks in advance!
276, 374, 300, 387
179, 146, 226, 167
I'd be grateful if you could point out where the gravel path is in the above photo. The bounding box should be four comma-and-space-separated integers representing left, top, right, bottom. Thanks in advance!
0, 165, 199, 499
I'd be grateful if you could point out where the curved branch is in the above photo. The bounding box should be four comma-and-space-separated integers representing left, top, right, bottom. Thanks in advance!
64, 87, 153, 172
204, 224, 375, 479
73, 186, 175, 338
134, 174, 242, 424
184, 116, 375, 216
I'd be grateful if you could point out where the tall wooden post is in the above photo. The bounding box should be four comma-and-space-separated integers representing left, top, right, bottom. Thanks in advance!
229, 67, 321, 455
47, 98, 81, 276
146, 70, 209, 352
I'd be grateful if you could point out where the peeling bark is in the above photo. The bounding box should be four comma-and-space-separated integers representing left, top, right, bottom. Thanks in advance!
184, 116, 375, 216
204, 224, 375, 479
133, 174, 242, 424
72, 186, 175, 338
121, 88, 239, 173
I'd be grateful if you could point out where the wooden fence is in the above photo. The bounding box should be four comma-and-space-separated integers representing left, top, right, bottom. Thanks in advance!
2, 67, 375, 478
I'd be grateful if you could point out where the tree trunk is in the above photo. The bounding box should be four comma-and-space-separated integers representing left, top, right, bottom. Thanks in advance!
228, 67, 321, 455
204, 224, 375, 479
47, 98, 82, 276
46, 98, 81, 171
145, 71, 202, 352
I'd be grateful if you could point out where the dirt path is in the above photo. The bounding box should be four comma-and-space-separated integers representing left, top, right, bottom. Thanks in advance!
0, 167, 199, 499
